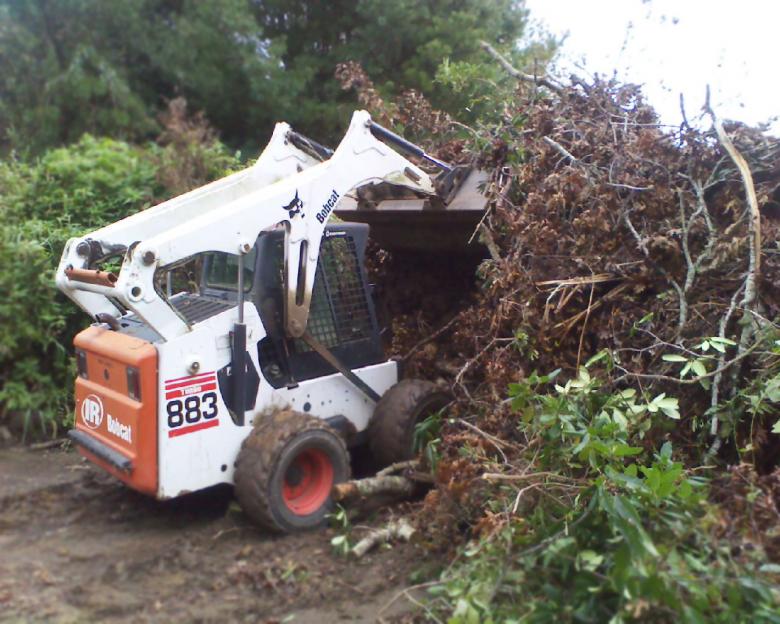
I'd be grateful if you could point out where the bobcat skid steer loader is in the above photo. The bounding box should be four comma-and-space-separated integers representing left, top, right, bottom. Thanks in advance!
56, 111, 486, 532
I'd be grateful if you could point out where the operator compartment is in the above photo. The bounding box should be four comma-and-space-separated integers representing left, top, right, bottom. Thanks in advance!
69, 326, 158, 495
251, 223, 385, 388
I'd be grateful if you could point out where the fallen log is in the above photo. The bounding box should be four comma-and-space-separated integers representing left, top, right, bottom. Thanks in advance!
332, 474, 416, 502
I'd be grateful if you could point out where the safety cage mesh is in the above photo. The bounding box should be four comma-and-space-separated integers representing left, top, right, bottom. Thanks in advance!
294, 235, 373, 352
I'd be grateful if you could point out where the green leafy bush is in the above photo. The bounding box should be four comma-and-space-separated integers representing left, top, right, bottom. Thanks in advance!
3, 135, 159, 224
0, 219, 80, 433
0, 132, 240, 433
428, 368, 780, 623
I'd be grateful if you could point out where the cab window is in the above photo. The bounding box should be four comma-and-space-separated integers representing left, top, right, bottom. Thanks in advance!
204, 249, 256, 292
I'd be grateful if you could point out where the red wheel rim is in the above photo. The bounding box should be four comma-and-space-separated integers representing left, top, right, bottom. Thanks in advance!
282, 448, 334, 515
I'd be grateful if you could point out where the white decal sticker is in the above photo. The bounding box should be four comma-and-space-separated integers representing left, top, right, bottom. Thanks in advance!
107, 414, 133, 443
164, 372, 220, 438
81, 394, 104, 429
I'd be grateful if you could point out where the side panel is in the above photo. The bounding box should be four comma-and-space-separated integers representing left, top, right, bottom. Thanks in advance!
156, 307, 265, 498
157, 361, 398, 498
268, 363, 399, 435
154, 305, 399, 498
72, 327, 158, 495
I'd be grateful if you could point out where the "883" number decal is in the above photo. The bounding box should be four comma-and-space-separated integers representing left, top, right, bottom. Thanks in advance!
167, 392, 218, 428
163, 371, 221, 437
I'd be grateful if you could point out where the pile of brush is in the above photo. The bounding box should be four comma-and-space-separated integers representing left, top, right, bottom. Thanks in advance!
336, 55, 780, 539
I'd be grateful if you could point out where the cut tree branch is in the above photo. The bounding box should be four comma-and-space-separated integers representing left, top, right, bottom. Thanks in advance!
352, 518, 416, 558
616, 338, 763, 385
402, 315, 460, 362
333, 475, 416, 502
703, 89, 763, 453
707, 113, 761, 282
480, 41, 563, 93
543, 136, 578, 163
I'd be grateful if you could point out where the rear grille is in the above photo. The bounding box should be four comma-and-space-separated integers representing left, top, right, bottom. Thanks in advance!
171, 294, 233, 324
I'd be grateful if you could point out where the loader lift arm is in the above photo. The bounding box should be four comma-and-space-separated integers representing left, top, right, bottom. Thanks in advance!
57, 111, 437, 344
55, 121, 323, 323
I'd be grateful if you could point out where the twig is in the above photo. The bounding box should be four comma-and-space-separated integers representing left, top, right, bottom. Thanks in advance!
512, 483, 542, 514
679, 92, 690, 131
376, 459, 420, 478
576, 275, 596, 370
512, 505, 593, 559
616, 339, 763, 385
605, 182, 653, 191
543, 136, 578, 163
479, 223, 502, 262
469, 168, 510, 246
458, 419, 509, 463
536, 273, 617, 287
454, 338, 500, 386
481, 471, 581, 484
553, 283, 629, 335
377, 580, 444, 623
29, 439, 65, 450
623, 209, 687, 332
708, 283, 744, 440
403, 315, 460, 361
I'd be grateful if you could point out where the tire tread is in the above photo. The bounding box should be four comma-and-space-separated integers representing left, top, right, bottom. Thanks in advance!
234, 410, 348, 532
367, 379, 450, 467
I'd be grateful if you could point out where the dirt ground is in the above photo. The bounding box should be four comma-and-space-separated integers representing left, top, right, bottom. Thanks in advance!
0, 446, 428, 623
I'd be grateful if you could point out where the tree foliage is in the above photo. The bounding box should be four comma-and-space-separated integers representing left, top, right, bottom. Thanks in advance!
0, 112, 240, 431
0, 0, 552, 154
254, 0, 555, 135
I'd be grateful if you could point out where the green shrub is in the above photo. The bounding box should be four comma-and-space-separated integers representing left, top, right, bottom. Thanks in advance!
2, 135, 159, 224
0, 219, 81, 432
0, 133, 240, 431
427, 368, 780, 623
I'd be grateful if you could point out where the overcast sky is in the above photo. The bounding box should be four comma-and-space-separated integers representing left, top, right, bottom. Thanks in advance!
523, 0, 779, 134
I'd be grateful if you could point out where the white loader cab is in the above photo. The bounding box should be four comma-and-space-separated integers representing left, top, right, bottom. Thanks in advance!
56, 111, 470, 532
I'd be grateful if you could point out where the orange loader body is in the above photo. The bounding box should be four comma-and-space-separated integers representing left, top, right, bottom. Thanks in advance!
72, 327, 159, 495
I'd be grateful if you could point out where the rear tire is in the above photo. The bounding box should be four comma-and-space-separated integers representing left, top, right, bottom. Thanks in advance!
234, 410, 350, 533
368, 379, 451, 468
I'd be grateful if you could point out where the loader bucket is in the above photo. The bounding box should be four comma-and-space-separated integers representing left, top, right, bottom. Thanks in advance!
334, 169, 489, 253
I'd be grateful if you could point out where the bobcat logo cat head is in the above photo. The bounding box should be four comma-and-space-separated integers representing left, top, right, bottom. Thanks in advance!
282, 190, 304, 219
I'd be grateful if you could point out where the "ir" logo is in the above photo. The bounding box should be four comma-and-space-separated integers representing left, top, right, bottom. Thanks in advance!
81, 394, 104, 429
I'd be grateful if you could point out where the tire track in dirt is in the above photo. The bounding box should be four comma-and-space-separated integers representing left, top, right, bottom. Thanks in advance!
0, 447, 420, 623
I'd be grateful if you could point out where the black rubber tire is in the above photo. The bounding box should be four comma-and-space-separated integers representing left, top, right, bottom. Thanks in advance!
234, 410, 350, 533
368, 379, 451, 468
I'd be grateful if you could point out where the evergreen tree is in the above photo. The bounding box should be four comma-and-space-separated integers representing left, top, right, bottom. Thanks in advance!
0, 0, 553, 154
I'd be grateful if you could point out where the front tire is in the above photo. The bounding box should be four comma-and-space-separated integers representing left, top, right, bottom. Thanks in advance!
234, 410, 350, 533
368, 379, 451, 468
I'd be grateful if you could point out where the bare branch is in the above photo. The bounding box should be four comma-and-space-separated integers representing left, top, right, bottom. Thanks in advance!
352, 518, 415, 558
543, 136, 578, 163
458, 419, 511, 463
705, 106, 761, 282
403, 315, 460, 362
333, 475, 416, 502
480, 41, 563, 93
702, 90, 764, 456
